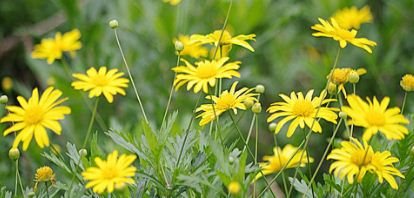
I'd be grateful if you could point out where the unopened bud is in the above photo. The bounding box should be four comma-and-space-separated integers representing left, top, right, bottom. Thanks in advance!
174, 40, 184, 52
339, 111, 347, 119
79, 149, 88, 157
252, 103, 262, 114
243, 100, 254, 109
327, 82, 337, 95
27, 191, 36, 197
109, 20, 119, 29
0, 95, 8, 104
348, 71, 360, 84
255, 84, 265, 94
268, 123, 277, 132
228, 156, 235, 164
9, 148, 20, 160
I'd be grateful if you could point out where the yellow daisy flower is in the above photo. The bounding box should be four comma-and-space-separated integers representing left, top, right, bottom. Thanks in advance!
172, 57, 240, 93
327, 138, 404, 189
227, 181, 241, 195
176, 35, 208, 58
0, 87, 71, 150
328, 67, 367, 97
333, 6, 373, 30
196, 81, 257, 126
55, 29, 82, 57
255, 144, 313, 180
35, 166, 56, 183
341, 95, 409, 141
400, 74, 414, 92
267, 90, 339, 137
190, 30, 256, 52
2, 76, 13, 91
82, 150, 137, 194
311, 18, 377, 53
163, 0, 181, 5
71, 67, 129, 103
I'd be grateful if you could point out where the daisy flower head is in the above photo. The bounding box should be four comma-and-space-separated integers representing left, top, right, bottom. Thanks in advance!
196, 81, 257, 126
267, 90, 339, 137
82, 150, 137, 194
54, 29, 82, 57
341, 95, 409, 141
311, 18, 377, 53
72, 66, 129, 103
0, 87, 71, 150
172, 57, 240, 93
400, 74, 414, 92
255, 144, 313, 180
327, 138, 404, 189
190, 30, 256, 52
176, 35, 208, 58
328, 67, 367, 96
35, 166, 56, 183
333, 6, 373, 30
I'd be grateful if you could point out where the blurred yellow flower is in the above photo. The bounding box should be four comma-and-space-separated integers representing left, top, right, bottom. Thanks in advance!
72, 67, 129, 103
328, 138, 404, 189
32, 29, 82, 64
311, 18, 377, 53
342, 95, 409, 141
333, 6, 373, 30
82, 150, 137, 194
1, 87, 71, 150
176, 35, 208, 58
163, 0, 181, 5
190, 30, 256, 52
328, 68, 366, 96
400, 74, 414, 92
267, 90, 338, 137
2, 76, 13, 91
196, 81, 257, 126
35, 166, 55, 183
227, 181, 241, 195
172, 57, 240, 93
255, 145, 313, 180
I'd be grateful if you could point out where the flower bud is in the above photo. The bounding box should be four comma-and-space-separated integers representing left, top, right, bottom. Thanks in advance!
79, 148, 88, 157
327, 82, 337, 95
339, 111, 347, 119
252, 103, 262, 114
174, 40, 184, 52
227, 181, 241, 195
27, 191, 36, 197
400, 74, 414, 92
9, 148, 20, 160
255, 84, 265, 94
348, 71, 360, 83
243, 100, 254, 109
228, 156, 235, 164
109, 19, 119, 29
0, 95, 8, 104
268, 123, 277, 132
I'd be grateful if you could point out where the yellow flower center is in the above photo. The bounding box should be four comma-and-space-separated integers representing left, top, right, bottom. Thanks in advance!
92, 75, 109, 87
216, 93, 236, 110
331, 69, 350, 84
292, 100, 315, 117
351, 149, 372, 166
24, 106, 44, 125
101, 166, 119, 180
365, 110, 385, 126
196, 62, 218, 79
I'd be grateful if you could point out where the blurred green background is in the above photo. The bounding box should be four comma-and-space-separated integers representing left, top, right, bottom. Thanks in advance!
1, 0, 414, 189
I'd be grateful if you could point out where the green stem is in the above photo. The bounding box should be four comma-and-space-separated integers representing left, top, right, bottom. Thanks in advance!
113, 29, 149, 123
45, 182, 50, 198
82, 98, 99, 149
273, 135, 289, 197
161, 54, 181, 128
401, 92, 408, 114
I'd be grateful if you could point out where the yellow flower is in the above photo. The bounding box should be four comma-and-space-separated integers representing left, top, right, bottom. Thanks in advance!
333, 6, 373, 30
2, 76, 13, 91
327, 138, 404, 189
82, 150, 137, 194
176, 35, 208, 58
31, 38, 62, 64
196, 81, 257, 126
35, 166, 56, 183
172, 57, 240, 93
328, 68, 367, 97
267, 90, 339, 137
255, 145, 313, 180
1, 87, 71, 150
227, 181, 241, 195
32, 29, 82, 64
311, 18, 377, 53
400, 74, 414, 92
341, 95, 409, 141
190, 30, 256, 52
163, 0, 181, 5
72, 67, 129, 103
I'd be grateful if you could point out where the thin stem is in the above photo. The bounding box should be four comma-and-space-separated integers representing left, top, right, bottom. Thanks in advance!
14, 160, 17, 196
401, 92, 408, 114
253, 115, 258, 198
161, 54, 181, 127
45, 182, 50, 198
273, 135, 289, 197
82, 98, 100, 149
113, 29, 149, 123
337, 93, 351, 137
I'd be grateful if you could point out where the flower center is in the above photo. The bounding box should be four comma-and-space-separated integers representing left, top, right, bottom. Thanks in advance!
92, 75, 109, 87
102, 166, 119, 180
350, 149, 372, 166
292, 100, 315, 117
196, 63, 218, 79
216, 93, 236, 110
365, 110, 385, 126
24, 106, 44, 125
